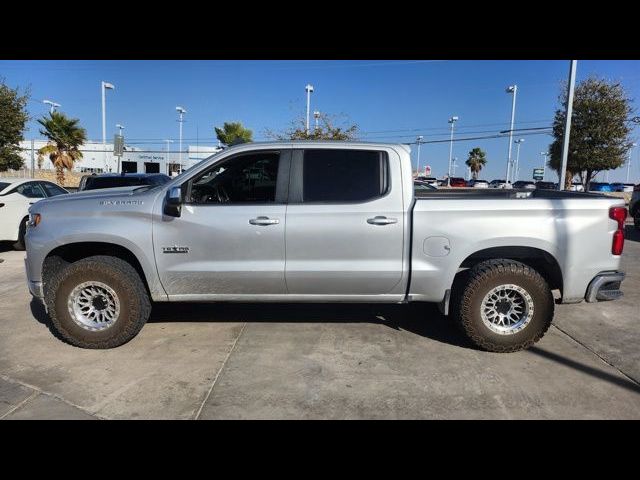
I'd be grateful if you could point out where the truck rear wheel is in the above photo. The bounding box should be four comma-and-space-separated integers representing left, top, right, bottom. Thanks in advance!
452, 259, 554, 352
45, 255, 151, 349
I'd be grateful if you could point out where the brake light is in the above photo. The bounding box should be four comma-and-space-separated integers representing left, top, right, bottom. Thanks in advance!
609, 206, 627, 255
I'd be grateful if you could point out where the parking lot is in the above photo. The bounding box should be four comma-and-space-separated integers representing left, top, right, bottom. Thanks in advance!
0, 224, 638, 420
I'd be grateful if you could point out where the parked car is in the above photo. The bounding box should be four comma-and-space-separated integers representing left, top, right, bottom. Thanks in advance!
570, 182, 585, 192
512, 181, 536, 190
535, 181, 556, 190
467, 179, 489, 188
436, 179, 448, 187
589, 182, 613, 192
414, 180, 437, 191
630, 184, 640, 230
25, 141, 627, 353
610, 182, 635, 193
0, 178, 68, 250
489, 179, 510, 189
78, 173, 171, 191
416, 176, 438, 186
448, 177, 467, 188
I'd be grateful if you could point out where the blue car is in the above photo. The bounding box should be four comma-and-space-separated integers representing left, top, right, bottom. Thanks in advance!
589, 182, 613, 192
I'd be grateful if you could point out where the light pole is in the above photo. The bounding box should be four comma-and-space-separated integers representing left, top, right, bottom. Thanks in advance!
513, 138, 525, 182
451, 157, 459, 176
559, 61, 577, 190
305, 84, 314, 135
313, 111, 320, 131
164, 139, 174, 174
116, 124, 124, 136
627, 143, 638, 183
43, 99, 60, 114
416, 135, 424, 175
101, 81, 115, 171
176, 106, 186, 166
540, 151, 549, 181
505, 85, 518, 184
448, 116, 459, 179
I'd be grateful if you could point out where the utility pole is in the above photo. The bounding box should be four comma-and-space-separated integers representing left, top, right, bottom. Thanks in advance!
30, 139, 35, 178
559, 60, 578, 191
448, 116, 458, 179
416, 135, 424, 175
627, 143, 637, 183
513, 138, 525, 182
101, 81, 115, 171
305, 84, 314, 135
176, 106, 187, 166
505, 85, 518, 184
314, 111, 320, 131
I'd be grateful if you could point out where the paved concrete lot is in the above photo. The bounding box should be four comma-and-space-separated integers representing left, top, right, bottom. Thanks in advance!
1, 226, 639, 419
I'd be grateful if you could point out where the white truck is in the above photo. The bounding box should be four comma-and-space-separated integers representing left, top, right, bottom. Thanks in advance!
24, 142, 628, 351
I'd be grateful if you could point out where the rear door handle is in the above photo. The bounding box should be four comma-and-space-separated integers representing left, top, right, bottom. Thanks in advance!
249, 216, 280, 226
367, 216, 398, 225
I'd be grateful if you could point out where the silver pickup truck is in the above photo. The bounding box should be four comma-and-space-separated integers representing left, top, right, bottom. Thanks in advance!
24, 142, 628, 352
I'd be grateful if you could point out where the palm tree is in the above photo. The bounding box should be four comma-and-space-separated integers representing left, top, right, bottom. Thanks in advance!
214, 122, 253, 147
465, 147, 487, 180
37, 112, 87, 185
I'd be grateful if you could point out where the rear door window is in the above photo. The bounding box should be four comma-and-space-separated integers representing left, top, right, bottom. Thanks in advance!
16, 182, 46, 198
302, 149, 388, 203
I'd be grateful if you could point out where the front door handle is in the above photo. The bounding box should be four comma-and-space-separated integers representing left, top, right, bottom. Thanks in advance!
367, 216, 398, 225
249, 216, 280, 226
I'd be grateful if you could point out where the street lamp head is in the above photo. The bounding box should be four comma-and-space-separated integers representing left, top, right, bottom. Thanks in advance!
515, 138, 525, 144
313, 111, 320, 118
176, 106, 187, 114
116, 124, 124, 129
305, 84, 314, 93
43, 99, 61, 108
506, 85, 517, 93
416, 135, 424, 142
103, 82, 115, 90
448, 116, 459, 123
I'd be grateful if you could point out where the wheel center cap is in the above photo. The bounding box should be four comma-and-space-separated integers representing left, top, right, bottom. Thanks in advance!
496, 299, 511, 314
92, 296, 107, 310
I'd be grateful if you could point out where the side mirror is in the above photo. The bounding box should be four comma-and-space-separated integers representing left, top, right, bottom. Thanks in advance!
164, 186, 182, 217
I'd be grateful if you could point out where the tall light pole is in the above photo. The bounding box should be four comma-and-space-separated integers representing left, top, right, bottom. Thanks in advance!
540, 151, 549, 181
627, 143, 638, 183
513, 138, 525, 182
448, 116, 459, 179
116, 124, 124, 136
559, 61, 577, 190
176, 106, 186, 165
164, 139, 174, 174
451, 157, 458, 176
305, 84, 314, 135
505, 85, 518, 184
313, 111, 320, 131
416, 135, 424, 175
101, 81, 115, 171
43, 99, 60, 114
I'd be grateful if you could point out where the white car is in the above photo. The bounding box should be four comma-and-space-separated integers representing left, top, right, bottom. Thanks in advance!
489, 179, 511, 189
0, 178, 68, 250
468, 179, 489, 188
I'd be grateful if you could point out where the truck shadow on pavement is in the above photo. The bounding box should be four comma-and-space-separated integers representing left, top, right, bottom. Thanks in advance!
625, 225, 640, 242
30, 298, 472, 349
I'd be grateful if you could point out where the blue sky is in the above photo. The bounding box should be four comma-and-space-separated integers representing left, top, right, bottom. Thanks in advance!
1, 60, 639, 182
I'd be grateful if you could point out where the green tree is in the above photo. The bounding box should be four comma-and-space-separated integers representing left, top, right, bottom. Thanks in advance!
0, 79, 30, 171
267, 112, 358, 141
37, 112, 87, 186
214, 122, 253, 146
465, 147, 487, 179
548, 76, 634, 190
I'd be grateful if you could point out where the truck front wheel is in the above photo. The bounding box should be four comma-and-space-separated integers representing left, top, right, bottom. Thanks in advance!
45, 255, 151, 349
452, 259, 554, 352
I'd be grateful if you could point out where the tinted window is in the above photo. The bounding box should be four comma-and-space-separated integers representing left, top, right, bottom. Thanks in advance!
84, 176, 146, 190
16, 182, 46, 198
0, 182, 9, 192
303, 150, 387, 202
189, 152, 280, 204
42, 182, 67, 197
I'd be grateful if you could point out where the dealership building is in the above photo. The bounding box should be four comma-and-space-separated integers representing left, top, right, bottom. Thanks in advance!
18, 140, 222, 175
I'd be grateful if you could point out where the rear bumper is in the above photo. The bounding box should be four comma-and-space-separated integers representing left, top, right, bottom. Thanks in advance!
585, 271, 625, 303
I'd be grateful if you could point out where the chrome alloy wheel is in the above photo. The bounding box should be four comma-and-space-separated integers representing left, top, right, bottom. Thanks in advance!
480, 284, 534, 335
67, 281, 121, 331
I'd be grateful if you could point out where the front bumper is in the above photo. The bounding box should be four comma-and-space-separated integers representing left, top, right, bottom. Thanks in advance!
24, 257, 44, 302
585, 271, 625, 303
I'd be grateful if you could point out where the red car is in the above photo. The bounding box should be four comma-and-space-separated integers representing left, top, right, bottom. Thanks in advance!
449, 177, 467, 187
